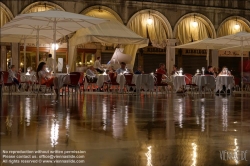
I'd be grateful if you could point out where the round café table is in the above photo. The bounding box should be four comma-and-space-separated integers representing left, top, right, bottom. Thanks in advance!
192, 75, 216, 92
171, 75, 186, 92
215, 75, 234, 93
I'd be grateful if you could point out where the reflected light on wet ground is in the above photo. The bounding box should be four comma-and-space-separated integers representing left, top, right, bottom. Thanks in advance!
1, 93, 250, 166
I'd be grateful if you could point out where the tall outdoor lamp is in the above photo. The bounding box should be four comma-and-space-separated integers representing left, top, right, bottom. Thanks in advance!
192, 15, 198, 28
147, 11, 153, 25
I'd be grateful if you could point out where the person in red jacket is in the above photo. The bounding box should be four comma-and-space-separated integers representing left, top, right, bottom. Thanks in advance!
156, 63, 166, 75
156, 63, 174, 91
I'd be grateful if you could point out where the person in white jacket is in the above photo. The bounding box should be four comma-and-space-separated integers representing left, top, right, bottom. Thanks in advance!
93, 57, 104, 74
46, 54, 58, 72
8, 65, 21, 90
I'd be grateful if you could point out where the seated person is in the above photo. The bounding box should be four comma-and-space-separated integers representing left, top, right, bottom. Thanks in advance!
18, 68, 22, 74
86, 66, 98, 83
8, 65, 21, 90
219, 66, 232, 76
156, 63, 173, 90
36, 62, 59, 96
217, 67, 232, 94
213, 67, 219, 76
107, 66, 115, 74
134, 66, 144, 74
171, 64, 179, 75
205, 66, 216, 76
156, 63, 167, 75
115, 62, 127, 75
94, 57, 104, 74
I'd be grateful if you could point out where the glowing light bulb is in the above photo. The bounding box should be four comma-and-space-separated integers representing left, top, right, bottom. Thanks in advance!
147, 18, 153, 25
192, 21, 198, 27
51, 43, 59, 50
234, 24, 240, 30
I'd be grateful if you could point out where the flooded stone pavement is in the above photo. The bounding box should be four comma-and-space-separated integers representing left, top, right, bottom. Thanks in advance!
1, 93, 250, 166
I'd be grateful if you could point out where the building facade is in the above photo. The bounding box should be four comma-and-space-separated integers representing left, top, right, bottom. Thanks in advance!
1, 0, 250, 75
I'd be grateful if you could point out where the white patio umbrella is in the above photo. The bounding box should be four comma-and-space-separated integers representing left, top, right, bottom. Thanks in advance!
174, 38, 235, 66
205, 31, 250, 91
220, 45, 250, 51
0, 34, 54, 72
0, 10, 107, 73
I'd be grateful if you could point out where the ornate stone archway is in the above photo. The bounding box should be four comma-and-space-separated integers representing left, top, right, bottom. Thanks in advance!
217, 16, 250, 37
80, 5, 123, 23
21, 1, 65, 14
0, 2, 14, 27
173, 12, 216, 44
127, 9, 173, 39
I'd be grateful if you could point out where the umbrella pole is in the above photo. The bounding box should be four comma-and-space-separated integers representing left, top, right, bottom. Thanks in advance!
206, 47, 209, 66
53, 20, 56, 74
24, 39, 26, 73
241, 39, 243, 92
36, 29, 40, 67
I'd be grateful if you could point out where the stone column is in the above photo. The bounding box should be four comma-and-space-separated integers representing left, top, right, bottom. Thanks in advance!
11, 43, 19, 69
166, 39, 177, 76
1, 46, 7, 71
211, 49, 219, 68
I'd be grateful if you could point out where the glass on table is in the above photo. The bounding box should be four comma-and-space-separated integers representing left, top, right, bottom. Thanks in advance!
66, 65, 69, 74
179, 68, 183, 75
201, 67, 205, 75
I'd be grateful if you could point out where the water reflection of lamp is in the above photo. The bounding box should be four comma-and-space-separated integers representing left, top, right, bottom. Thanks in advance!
192, 15, 198, 28
191, 143, 197, 166
201, 104, 205, 132
145, 146, 152, 166
50, 119, 59, 147
25, 98, 31, 126
147, 11, 153, 25
233, 138, 239, 164
234, 17, 240, 30
65, 109, 70, 139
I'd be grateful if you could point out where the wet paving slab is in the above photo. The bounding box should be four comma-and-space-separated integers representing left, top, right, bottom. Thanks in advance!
1, 93, 250, 166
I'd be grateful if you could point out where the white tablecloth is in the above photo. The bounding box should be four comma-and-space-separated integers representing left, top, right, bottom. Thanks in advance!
84, 74, 108, 89
116, 74, 126, 89
132, 74, 155, 91
20, 74, 36, 82
56, 74, 71, 90
192, 75, 216, 91
96, 74, 109, 87
171, 76, 186, 91
116, 74, 155, 91
216, 76, 234, 91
